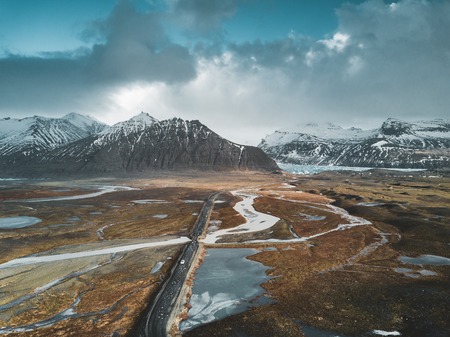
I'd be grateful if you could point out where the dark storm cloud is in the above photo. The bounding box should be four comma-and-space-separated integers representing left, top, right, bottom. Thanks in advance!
217, 0, 450, 126
0, 54, 89, 112
86, 0, 195, 83
147, 0, 450, 144
0, 0, 196, 116
1, 0, 449, 144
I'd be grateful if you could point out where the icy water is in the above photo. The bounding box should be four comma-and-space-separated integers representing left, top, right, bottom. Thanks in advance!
279, 163, 426, 175
180, 248, 272, 331
279, 163, 372, 175
400, 254, 450, 266
0, 216, 41, 229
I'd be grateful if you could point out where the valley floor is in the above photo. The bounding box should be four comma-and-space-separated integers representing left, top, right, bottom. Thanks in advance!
0, 170, 448, 336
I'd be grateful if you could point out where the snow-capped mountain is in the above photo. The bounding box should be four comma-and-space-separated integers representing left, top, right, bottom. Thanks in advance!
94, 112, 158, 145
62, 112, 106, 135
281, 122, 374, 140
0, 113, 107, 156
0, 113, 278, 176
259, 118, 450, 169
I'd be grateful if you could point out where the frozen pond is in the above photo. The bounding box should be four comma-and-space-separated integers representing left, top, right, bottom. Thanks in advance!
183, 200, 204, 203
150, 261, 165, 274
0, 216, 41, 229
180, 248, 272, 331
15, 185, 135, 203
0, 237, 190, 269
279, 163, 426, 175
133, 199, 170, 204
279, 163, 372, 175
153, 214, 168, 219
298, 213, 326, 221
399, 254, 450, 266
356, 202, 385, 207
394, 267, 438, 278
202, 192, 280, 244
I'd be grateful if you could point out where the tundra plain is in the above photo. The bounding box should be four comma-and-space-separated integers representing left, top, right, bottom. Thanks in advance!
0, 170, 449, 337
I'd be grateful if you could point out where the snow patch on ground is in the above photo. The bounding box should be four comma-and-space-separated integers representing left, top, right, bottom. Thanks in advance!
153, 214, 168, 219
357, 202, 385, 207
150, 261, 165, 274
0, 237, 190, 269
96, 224, 114, 241
246, 197, 371, 244
133, 199, 170, 204
203, 190, 372, 244
372, 330, 401, 336
399, 254, 450, 266
15, 186, 136, 203
202, 192, 280, 244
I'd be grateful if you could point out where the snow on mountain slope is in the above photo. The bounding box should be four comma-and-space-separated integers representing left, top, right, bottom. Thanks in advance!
379, 118, 450, 148
260, 118, 450, 169
94, 112, 158, 146
129, 111, 158, 124
281, 122, 376, 141
0, 114, 107, 156
62, 112, 107, 134
0, 117, 34, 141
0, 113, 279, 175
43, 117, 277, 173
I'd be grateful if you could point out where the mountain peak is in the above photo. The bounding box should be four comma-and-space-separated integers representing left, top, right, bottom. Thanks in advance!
63, 112, 84, 119
130, 112, 158, 125
63, 112, 101, 123
96, 112, 158, 144
62, 112, 107, 134
380, 118, 412, 136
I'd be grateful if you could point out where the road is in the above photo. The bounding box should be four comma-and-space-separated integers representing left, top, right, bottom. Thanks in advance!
138, 192, 219, 337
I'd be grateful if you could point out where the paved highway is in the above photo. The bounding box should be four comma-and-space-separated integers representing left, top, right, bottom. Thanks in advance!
138, 192, 219, 337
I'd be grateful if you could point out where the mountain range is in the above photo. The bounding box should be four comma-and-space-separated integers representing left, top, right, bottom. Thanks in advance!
259, 118, 450, 169
0, 113, 278, 176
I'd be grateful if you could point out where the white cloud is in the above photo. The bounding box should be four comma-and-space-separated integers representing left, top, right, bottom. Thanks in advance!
1, 0, 449, 146
389, 3, 399, 11
320, 32, 350, 52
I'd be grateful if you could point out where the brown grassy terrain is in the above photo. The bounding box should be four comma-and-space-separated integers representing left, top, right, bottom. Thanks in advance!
0, 171, 280, 337
2, 170, 449, 337
184, 170, 450, 337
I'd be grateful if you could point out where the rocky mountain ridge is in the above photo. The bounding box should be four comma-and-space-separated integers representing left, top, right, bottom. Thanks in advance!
259, 118, 450, 169
0, 113, 278, 176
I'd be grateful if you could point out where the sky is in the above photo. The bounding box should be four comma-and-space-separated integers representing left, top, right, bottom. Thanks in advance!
0, 0, 449, 145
